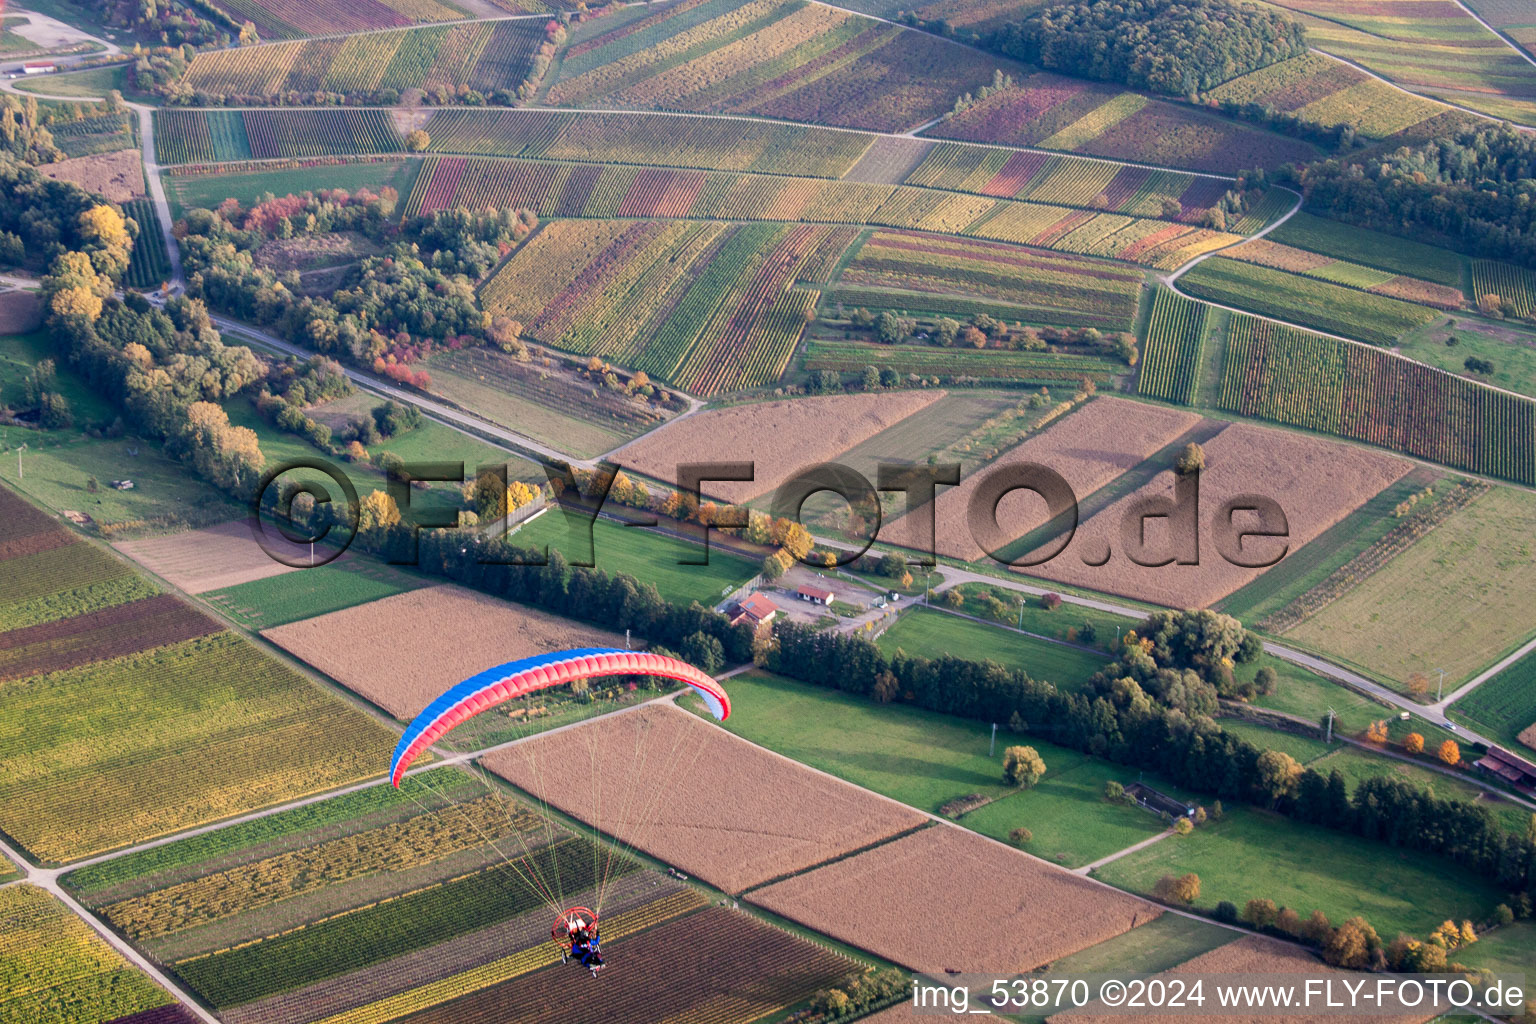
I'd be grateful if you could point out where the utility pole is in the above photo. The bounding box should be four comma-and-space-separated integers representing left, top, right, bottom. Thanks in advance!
1016, 596, 1024, 631
1325, 707, 1335, 744
1435, 667, 1446, 703
16, 443, 25, 480
989, 722, 997, 758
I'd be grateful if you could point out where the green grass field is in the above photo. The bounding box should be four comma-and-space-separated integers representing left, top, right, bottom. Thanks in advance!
165, 159, 424, 219
949, 582, 1136, 655
0, 433, 242, 535
1218, 469, 1439, 625
1397, 316, 1536, 402
509, 511, 758, 607
1094, 805, 1508, 940
1179, 258, 1441, 346
202, 556, 433, 630
1217, 719, 1335, 765
1269, 212, 1466, 288
1450, 648, 1536, 751
1455, 919, 1536, 976
13, 63, 130, 99
691, 671, 1166, 867
0, 332, 117, 427
875, 606, 1110, 690
1287, 487, 1536, 690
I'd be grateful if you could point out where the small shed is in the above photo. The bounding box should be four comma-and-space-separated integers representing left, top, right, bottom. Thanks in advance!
23, 62, 56, 74
1475, 746, 1536, 795
796, 585, 834, 606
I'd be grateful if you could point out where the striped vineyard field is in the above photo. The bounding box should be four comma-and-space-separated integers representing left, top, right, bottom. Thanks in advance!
1138, 288, 1207, 404
153, 109, 217, 164
123, 200, 172, 290
1217, 313, 1536, 484
403, 156, 1241, 267
479, 219, 829, 394
182, 22, 542, 100
420, 107, 873, 177
365, 907, 855, 1024
1471, 260, 1536, 318
805, 338, 1123, 384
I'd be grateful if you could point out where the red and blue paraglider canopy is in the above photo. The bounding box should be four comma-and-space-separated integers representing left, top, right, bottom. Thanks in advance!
388, 647, 730, 787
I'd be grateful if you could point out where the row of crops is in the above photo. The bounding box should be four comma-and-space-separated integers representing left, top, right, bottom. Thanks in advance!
1216, 313, 1536, 484
482, 218, 845, 394
421, 108, 875, 178
404, 156, 1240, 268
1472, 260, 1536, 318
1180, 257, 1442, 346
123, 199, 172, 290
836, 229, 1144, 331
182, 20, 543, 100
904, 141, 1228, 220
154, 109, 403, 164
805, 338, 1123, 383
1138, 288, 1208, 404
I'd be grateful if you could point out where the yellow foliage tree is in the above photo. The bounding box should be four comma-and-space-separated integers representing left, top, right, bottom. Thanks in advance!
1403, 732, 1424, 755
359, 490, 401, 532
1438, 739, 1461, 766
1365, 720, 1389, 744
50, 286, 103, 322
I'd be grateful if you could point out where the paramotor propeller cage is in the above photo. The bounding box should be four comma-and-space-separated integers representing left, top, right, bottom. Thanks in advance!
553, 907, 598, 943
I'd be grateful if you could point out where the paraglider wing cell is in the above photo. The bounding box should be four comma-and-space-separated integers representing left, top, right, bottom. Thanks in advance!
388, 647, 729, 786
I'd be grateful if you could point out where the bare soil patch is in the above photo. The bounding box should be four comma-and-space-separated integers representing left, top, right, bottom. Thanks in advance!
262, 584, 624, 719
1518, 723, 1536, 751
253, 232, 378, 273
750, 826, 1157, 973
1022, 422, 1410, 608
37, 149, 144, 203
880, 396, 1201, 561
483, 704, 928, 893
0, 290, 42, 333
115, 521, 302, 594
613, 391, 945, 504
0, 593, 219, 681
1051, 934, 1444, 1024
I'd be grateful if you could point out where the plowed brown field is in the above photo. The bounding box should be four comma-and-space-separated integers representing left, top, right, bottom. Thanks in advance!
0, 593, 219, 680
1022, 422, 1410, 607
483, 704, 927, 893
611, 390, 946, 503
749, 825, 1158, 973
115, 521, 304, 594
261, 584, 624, 718
879, 396, 1202, 560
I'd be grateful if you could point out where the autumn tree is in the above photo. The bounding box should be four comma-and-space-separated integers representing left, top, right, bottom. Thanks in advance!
1407, 672, 1430, 697
1438, 739, 1461, 766
1153, 873, 1200, 904
1255, 749, 1302, 805
405, 129, 431, 152
1366, 719, 1389, 744
1244, 899, 1279, 928
1002, 745, 1046, 788
1175, 441, 1205, 475
1322, 917, 1380, 969
1403, 732, 1424, 755
359, 489, 401, 533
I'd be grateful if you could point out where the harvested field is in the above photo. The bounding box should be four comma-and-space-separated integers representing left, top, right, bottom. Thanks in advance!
1050, 934, 1443, 1024
880, 397, 1201, 561
0, 290, 42, 333
483, 703, 928, 893
750, 825, 1157, 972
612, 390, 944, 503
261, 584, 624, 719
0, 593, 220, 681
36, 149, 145, 203
1024, 422, 1411, 608
115, 521, 305, 594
